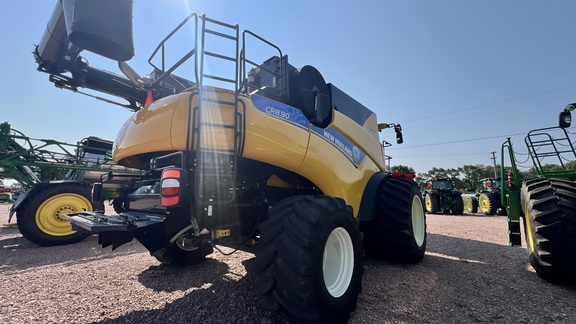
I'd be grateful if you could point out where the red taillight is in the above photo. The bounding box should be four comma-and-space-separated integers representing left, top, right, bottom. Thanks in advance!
390, 172, 415, 179
145, 90, 154, 106
161, 178, 180, 196
507, 172, 513, 188
161, 169, 186, 206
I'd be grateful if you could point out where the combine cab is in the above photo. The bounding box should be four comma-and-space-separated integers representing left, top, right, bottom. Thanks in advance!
423, 178, 464, 215
501, 104, 576, 281
33, 1, 427, 322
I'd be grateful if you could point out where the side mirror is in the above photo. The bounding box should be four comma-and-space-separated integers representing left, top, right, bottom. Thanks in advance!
559, 105, 574, 128
394, 124, 403, 144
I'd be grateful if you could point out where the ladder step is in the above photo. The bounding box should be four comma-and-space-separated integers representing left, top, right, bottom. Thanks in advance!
204, 51, 237, 62
204, 28, 237, 41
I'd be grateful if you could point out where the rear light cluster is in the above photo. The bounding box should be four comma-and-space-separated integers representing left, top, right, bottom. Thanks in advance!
161, 168, 187, 206
391, 172, 415, 179
507, 172, 513, 188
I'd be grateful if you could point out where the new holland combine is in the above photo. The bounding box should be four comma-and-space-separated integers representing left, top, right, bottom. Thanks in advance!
33, 1, 427, 322
501, 104, 576, 281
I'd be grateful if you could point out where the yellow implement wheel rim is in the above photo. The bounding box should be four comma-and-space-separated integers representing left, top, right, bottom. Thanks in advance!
425, 195, 431, 211
35, 193, 92, 236
479, 196, 489, 211
466, 200, 472, 211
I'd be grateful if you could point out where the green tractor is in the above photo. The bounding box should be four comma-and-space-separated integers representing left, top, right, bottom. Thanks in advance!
466, 178, 506, 215
424, 179, 464, 215
501, 103, 576, 281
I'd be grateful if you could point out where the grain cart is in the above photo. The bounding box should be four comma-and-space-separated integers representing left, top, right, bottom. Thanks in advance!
34, 1, 427, 322
466, 178, 506, 215
0, 122, 139, 245
501, 104, 576, 281
423, 178, 464, 215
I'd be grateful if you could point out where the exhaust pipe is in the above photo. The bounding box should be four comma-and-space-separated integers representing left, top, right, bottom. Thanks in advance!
36, 0, 134, 67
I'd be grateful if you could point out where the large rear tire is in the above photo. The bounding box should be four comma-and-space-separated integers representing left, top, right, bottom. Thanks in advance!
521, 178, 576, 281
361, 177, 426, 263
451, 195, 465, 215
251, 195, 363, 323
16, 183, 101, 246
425, 192, 440, 214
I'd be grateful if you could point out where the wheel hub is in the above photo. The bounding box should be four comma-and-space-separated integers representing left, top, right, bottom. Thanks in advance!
323, 227, 354, 298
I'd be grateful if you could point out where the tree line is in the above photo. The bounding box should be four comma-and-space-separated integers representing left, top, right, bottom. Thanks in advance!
391, 162, 576, 192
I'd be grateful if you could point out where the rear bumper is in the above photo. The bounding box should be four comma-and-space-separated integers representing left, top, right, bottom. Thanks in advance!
63, 211, 165, 233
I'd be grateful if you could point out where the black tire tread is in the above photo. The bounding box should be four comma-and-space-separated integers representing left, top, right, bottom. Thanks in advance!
252, 195, 363, 323
362, 177, 427, 263
521, 178, 576, 281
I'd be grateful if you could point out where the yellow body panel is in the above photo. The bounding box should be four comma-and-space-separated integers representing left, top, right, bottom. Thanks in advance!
114, 88, 308, 171
113, 87, 385, 216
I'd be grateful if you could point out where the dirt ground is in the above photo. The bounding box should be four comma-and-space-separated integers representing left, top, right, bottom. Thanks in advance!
1, 203, 575, 323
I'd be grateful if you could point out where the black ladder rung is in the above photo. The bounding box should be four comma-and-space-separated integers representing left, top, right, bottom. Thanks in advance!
205, 51, 237, 62
204, 28, 238, 41
203, 16, 237, 30
199, 122, 235, 129
203, 74, 236, 84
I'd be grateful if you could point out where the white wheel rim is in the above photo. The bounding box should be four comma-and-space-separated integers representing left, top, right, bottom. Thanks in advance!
411, 196, 426, 246
323, 227, 354, 298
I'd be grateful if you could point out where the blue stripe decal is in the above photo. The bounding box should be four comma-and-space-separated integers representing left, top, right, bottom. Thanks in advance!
251, 94, 366, 167
250, 94, 309, 129
311, 126, 366, 167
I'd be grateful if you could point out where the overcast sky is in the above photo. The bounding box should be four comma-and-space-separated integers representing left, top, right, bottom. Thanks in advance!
2, 0, 576, 175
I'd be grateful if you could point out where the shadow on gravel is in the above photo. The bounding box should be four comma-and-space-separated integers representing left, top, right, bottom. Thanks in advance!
0, 233, 147, 273
103, 257, 287, 324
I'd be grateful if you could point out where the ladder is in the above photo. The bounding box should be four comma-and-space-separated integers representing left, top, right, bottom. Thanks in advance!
193, 14, 242, 203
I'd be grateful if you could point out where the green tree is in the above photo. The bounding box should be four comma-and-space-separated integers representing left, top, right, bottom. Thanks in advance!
390, 165, 415, 175
459, 164, 496, 191
417, 167, 462, 190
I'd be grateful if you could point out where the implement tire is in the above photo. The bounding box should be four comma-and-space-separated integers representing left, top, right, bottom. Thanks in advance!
521, 178, 576, 281
361, 177, 427, 263
251, 195, 363, 323
16, 183, 101, 246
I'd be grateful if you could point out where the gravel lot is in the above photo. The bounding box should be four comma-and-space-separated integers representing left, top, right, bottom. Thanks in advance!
1, 203, 575, 323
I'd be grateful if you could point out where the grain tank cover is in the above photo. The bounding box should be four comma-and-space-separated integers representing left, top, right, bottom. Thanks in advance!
61, 0, 134, 61
290, 65, 332, 128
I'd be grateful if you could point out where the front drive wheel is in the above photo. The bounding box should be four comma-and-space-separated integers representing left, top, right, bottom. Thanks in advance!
16, 183, 102, 246
361, 177, 427, 263
425, 192, 440, 214
521, 178, 576, 281
251, 195, 363, 323
466, 196, 478, 213
479, 193, 498, 215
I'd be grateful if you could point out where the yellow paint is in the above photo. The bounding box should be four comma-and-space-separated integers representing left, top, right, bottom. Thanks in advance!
523, 201, 536, 252
214, 229, 231, 238
113, 86, 387, 218
36, 193, 92, 236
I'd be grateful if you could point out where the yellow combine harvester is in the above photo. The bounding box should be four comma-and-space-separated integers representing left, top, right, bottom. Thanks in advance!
34, 1, 426, 322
